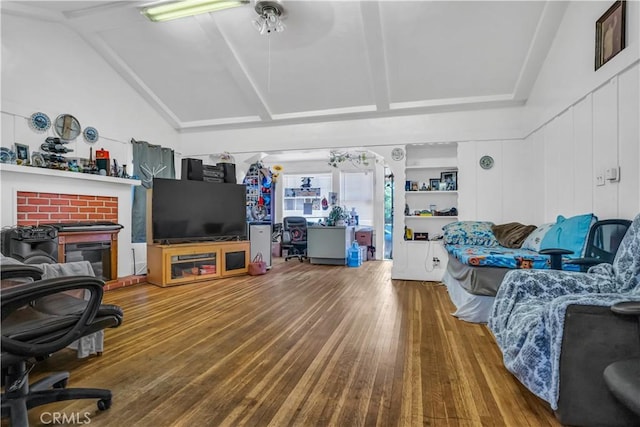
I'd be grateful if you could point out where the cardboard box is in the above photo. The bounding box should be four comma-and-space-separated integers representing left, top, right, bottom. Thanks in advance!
355, 230, 372, 246
272, 242, 281, 257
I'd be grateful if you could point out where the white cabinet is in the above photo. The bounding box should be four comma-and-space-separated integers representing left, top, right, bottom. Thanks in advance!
307, 226, 354, 265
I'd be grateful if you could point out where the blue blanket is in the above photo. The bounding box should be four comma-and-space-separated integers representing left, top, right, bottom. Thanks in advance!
488, 214, 640, 409
446, 244, 580, 270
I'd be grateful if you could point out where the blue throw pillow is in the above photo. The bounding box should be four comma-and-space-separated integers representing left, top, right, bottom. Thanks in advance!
443, 221, 499, 246
540, 213, 596, 257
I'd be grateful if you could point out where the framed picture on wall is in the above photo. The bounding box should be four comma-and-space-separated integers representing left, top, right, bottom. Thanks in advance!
440, 171, 458, 191
595, 1, 626, 70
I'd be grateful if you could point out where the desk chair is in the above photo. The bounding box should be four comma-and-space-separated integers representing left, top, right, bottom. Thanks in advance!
541, 219, 632, 270
1, 265, 123, 426
282, 216, 308, 262
604, 301, 640, 418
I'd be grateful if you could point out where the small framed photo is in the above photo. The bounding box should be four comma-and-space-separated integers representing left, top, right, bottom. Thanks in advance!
14, 143, 29, 161
429, 178, 441, 191
440, 171, 458, 191
595, 1, 626, 70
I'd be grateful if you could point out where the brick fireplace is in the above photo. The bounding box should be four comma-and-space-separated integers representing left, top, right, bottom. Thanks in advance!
16, 191, 118, 226
1, 165, 143, 290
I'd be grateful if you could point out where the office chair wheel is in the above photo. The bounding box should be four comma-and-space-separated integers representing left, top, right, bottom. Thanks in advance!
97, 398, 111, 411
52, 379, 68, 389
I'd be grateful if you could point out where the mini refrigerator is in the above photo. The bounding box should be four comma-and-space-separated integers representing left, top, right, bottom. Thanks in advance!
249, 223, 272, 269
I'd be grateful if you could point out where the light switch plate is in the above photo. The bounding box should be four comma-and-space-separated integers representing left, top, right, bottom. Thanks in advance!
605, 167, 620, 182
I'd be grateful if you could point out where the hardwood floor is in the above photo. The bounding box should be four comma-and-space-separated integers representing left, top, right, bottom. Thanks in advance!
23, 260, 560, 426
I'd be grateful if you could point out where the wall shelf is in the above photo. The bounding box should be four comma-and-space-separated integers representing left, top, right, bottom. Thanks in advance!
405, 216, 458, 220
405, 190, 458, 195
0, 163, 140, 186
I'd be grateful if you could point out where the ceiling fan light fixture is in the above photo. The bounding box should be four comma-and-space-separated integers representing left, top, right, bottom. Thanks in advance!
252, 0, 286, 35
141, 0, 248, 22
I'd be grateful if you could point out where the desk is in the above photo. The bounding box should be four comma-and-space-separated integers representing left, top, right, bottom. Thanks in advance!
307, 226, 354, 265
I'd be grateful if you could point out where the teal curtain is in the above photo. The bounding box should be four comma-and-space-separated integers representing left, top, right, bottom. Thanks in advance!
131, 138, 175, 243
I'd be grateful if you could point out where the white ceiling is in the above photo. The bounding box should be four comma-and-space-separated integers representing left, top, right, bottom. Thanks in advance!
2, 1, 566, 132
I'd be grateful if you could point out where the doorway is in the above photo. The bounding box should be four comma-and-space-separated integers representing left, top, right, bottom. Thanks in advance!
384, 168, 393, 259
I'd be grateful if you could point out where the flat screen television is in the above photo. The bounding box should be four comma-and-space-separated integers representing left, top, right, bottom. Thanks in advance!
152, 178, 247, 243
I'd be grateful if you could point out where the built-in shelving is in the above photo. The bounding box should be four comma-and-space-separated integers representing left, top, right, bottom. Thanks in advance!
393, 143, 459, 282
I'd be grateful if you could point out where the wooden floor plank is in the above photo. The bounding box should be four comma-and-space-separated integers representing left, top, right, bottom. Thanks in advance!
17, 260, 560, 426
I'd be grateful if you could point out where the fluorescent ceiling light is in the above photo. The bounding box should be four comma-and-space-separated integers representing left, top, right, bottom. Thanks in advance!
141, 0, 248, 22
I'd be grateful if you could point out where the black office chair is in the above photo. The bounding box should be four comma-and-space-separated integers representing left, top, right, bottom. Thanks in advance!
603, 301, 640, 419
1, 265, 123, 427
541, 219, 632, 270
282, 216, 308, 262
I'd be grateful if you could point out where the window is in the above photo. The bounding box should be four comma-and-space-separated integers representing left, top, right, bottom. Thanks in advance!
340, 171, 374, 226
282, 173, 332, 220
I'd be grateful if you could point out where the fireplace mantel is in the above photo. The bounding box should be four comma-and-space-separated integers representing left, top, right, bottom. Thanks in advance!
0, 163, 141, 186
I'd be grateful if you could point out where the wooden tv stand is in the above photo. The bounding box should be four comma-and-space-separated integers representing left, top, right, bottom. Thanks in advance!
147, 240, 250, 287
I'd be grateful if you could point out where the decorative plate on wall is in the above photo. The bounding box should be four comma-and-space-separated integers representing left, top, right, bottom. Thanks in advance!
479, 155, 494, 170
29, 112, 51, 132
83, 126, 99, 143
0, 147, 16, 163
391, 147, 405, 161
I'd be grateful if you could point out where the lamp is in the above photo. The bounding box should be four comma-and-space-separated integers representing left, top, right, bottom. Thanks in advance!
141, 0, 248, 22
252, 0, 286, 35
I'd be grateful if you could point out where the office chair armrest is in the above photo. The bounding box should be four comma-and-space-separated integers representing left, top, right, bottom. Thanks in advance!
564, 257, 601, 268
539, 248, 574, 270
1, 275, 105, 357
0, 264, 44, 281
611, 301, 640, 317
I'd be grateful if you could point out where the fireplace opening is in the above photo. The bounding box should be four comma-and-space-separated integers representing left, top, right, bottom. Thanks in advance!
1, 222, 123, 282
51, 222, 123, 282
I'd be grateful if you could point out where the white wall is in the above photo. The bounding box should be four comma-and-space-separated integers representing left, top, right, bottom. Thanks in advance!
520, 0, 640, 221
525, 1, 640, 134
457, 1, 639, 225
1, 13, 181, 276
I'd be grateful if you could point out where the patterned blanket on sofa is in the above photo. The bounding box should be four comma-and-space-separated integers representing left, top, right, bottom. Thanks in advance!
445, 244, 580, 270
488, 214, 640, 409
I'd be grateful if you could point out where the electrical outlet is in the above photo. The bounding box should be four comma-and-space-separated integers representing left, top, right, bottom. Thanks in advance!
432, 257, 440, 267
596, 174, 605, 186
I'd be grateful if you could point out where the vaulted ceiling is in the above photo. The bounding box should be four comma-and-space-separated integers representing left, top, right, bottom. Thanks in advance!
2, 1, 567, 132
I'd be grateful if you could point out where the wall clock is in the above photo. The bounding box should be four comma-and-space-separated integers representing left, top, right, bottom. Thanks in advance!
54, 114, 81, 141
391, 148, 405, 161
479, 155, 494, 170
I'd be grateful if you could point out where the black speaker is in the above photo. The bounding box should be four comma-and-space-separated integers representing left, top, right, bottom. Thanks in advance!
181, 158, 203, 181
220, 163, 237, 184
0, 226, 58, 264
